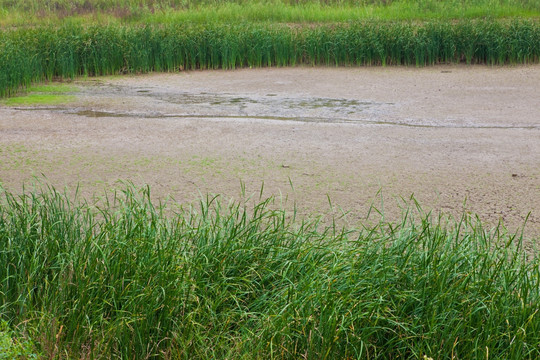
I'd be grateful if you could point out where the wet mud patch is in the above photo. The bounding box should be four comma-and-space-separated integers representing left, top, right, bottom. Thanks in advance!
78, 83, 394, 123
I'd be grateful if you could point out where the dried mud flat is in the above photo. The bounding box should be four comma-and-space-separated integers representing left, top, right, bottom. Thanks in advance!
1, 65, 539, 239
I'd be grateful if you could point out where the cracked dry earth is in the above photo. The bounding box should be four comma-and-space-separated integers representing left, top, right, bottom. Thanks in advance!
1, 65, 539, 240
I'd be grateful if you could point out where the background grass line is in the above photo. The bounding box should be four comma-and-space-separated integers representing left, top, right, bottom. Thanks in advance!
0, 0, 539, 27
1, 20, 539, 98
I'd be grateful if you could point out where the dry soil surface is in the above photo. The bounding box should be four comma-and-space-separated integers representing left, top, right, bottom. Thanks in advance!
1, 65, 539, 239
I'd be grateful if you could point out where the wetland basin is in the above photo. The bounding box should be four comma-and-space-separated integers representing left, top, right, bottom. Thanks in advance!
1, 65, 539, 238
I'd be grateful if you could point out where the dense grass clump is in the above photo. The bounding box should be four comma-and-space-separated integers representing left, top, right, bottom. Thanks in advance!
1, 20, 539, 97
0, 185, 539, 359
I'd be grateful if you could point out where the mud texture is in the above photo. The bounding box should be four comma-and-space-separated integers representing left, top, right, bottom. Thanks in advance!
1, 65, 539, 238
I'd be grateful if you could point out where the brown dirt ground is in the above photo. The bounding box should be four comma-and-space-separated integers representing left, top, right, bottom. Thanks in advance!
1, 65, 539, 239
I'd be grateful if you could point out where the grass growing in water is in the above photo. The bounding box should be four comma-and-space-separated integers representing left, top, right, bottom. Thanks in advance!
0, 184, 539, 358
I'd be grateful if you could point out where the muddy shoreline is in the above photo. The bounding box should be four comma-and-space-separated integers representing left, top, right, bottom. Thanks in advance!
1, 65, 539, 238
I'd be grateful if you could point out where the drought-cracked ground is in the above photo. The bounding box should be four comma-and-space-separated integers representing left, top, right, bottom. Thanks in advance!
1, 65, 539, 238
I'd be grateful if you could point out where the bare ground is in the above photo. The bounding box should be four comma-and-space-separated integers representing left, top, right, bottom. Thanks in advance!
1, 65, 539, 238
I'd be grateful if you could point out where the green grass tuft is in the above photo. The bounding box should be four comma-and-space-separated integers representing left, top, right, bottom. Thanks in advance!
0, 184, 539, 359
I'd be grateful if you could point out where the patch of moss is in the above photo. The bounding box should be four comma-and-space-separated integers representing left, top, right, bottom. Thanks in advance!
1, 82, 79, 106
3, 94, 76, 106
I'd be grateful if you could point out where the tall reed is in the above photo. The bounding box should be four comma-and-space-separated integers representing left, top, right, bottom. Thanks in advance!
0, 184, 539, 358
1, 20, 539, 97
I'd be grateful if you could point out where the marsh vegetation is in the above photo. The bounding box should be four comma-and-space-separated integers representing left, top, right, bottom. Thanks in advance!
1, 185, 539, 359
2, 20, 539, 98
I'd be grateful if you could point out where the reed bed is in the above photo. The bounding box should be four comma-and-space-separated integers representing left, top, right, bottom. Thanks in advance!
0, 185, 539, 359
1, 20, 539, 97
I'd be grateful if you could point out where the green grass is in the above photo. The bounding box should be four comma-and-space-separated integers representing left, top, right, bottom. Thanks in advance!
142, 1, 540, 25
1, 20, 539, 97
0, 0, 539, 27
0, 320, 39, 359
0, 1, 538, 98
0, 184, 539, 359
1, 83, 78, 105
